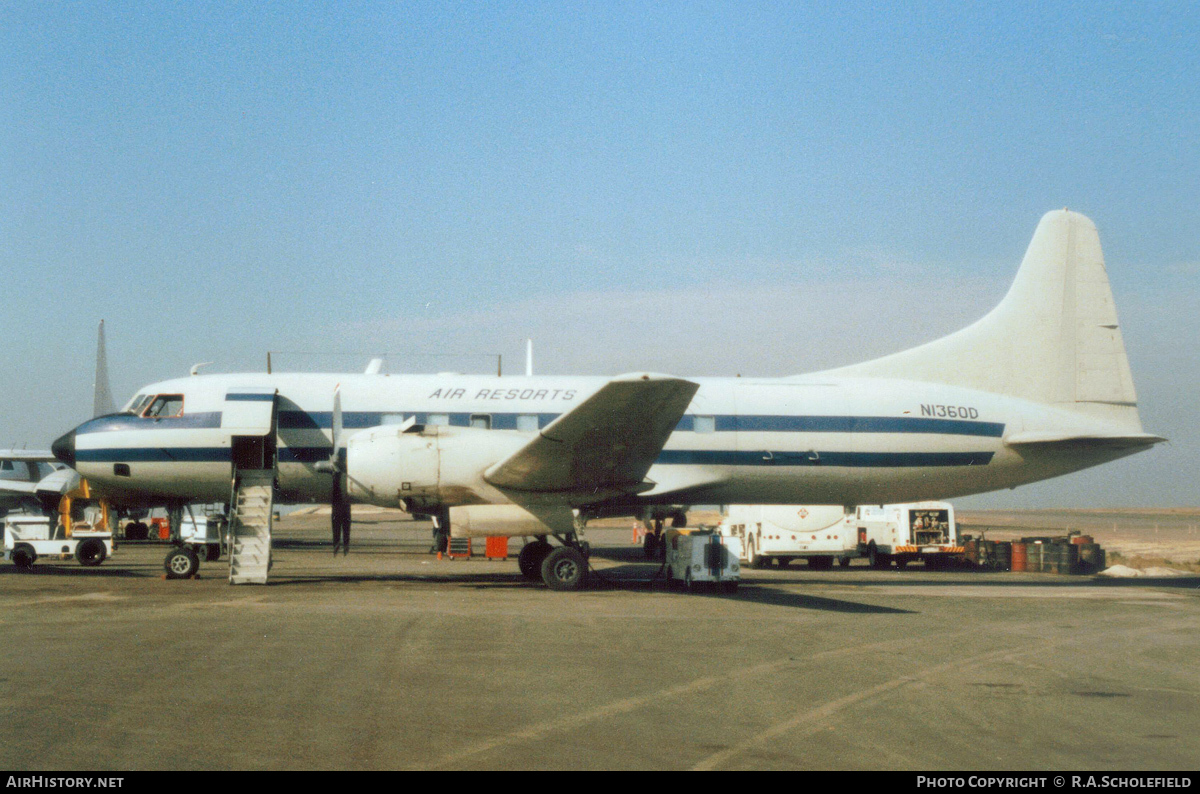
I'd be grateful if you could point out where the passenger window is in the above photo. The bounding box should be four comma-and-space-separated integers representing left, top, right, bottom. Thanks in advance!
516, 414, 539, 432
143, 395, 184, 418
470, 414, 491, 430
694, 415, 716, 434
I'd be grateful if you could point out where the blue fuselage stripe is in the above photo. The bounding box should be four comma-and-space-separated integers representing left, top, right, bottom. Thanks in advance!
78, 446, 995, 468
78, 411, 1005, 437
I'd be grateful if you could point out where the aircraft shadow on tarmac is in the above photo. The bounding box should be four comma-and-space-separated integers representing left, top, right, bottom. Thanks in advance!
0, 565, 142, 579
798, 574, 1200, 591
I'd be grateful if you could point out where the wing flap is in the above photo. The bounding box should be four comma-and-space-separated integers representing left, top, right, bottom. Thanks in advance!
484, 373, 699, 496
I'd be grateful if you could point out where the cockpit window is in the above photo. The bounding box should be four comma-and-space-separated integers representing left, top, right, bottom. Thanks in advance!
124, 394, 155, 414
143, 394, 184, 418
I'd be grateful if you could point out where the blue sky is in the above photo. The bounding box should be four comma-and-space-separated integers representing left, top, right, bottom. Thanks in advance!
2, 2, 1197, 507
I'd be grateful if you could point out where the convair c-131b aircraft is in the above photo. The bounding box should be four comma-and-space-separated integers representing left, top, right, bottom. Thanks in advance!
51, 210, 1163, 588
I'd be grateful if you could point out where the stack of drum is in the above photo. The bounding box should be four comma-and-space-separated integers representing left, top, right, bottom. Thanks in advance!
962, 535, 1106, 575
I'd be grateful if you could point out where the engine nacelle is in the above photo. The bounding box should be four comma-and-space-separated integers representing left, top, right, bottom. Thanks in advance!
346, 424, 527, 510
449, 504, 576, 538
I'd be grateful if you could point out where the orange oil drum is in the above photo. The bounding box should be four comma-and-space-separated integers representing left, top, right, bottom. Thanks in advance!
1011, 542, 1027, 572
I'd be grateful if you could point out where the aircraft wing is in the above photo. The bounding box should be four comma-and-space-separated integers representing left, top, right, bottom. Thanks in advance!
484, 373, 699, 499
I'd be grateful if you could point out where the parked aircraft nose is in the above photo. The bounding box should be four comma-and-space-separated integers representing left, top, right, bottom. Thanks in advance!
51, 429, 76, 467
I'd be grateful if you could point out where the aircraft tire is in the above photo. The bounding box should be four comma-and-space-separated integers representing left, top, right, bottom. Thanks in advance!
839, 556, 851, 568
518, 540, 552, 581
75, 538, 107, 567
11, 543, 36, 569
164, 546, 199, 579
204, 544, 222, 562
540, 547, 586, 591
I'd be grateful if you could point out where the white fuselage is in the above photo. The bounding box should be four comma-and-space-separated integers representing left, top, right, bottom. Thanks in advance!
65, 371, 1141, 511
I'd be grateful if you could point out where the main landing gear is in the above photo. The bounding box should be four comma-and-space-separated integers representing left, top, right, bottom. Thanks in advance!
517, 534, 591, 591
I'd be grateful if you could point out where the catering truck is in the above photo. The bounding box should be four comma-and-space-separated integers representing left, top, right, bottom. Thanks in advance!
855, 501, 960, 569
718, 505, 857, 570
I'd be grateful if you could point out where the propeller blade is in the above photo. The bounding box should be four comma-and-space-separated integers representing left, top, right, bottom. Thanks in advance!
329, 385, 350, 555
331, 385, 343, 464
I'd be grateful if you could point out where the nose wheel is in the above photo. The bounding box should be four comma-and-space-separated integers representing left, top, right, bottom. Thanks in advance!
164, 546, 200, 579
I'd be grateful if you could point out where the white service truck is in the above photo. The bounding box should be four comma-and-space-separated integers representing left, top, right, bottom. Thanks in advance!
179, 513, 227, 562
855, 501, 961, 569
718, 505, 857, 569
663, 529, 741, 592
3, 514, 114, 569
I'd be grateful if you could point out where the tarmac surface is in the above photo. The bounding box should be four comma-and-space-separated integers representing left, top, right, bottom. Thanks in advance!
2, 511, 1199, 771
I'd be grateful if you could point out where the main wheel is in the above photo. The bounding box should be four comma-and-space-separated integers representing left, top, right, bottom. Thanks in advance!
518, 540, 552, 581
838, 556, 851, 568
540, 547, 587, 591
204, 543, 222, 562
11, 543, 36, 569
164, 546, 200, 579
75, 538, 107, 567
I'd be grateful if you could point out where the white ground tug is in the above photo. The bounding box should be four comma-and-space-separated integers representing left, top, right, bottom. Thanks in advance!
3, 514, 114, 569
663, 528, 741, 592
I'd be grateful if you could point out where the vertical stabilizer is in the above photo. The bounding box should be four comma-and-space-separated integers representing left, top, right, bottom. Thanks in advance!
824, 211, 1142, 430
92, 320, 115, 418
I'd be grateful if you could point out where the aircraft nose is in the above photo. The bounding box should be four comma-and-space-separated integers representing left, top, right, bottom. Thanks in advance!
51, 429, 76, 467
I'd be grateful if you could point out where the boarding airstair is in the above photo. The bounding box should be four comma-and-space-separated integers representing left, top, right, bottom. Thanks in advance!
228, 469, 275, 585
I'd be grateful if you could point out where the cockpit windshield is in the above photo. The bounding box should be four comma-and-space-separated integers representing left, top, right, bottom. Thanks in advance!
142, 395, 184, 418
123, 394, 154, 414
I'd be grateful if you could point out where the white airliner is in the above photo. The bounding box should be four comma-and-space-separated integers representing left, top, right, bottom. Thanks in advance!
50, 211, 1163, 588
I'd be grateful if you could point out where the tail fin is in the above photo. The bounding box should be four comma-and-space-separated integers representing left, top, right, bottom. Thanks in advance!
825, 210, 1143, 430
92, 319, 115, 418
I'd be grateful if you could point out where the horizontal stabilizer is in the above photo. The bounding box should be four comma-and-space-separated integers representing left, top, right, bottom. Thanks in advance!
0, 468, 80, 497
1005, 431, 1166, 449
0, 449, 56, 462
485, 373, 699, 496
